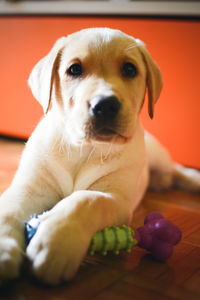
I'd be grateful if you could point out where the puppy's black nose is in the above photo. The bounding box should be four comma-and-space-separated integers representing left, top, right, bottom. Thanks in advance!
90, 96, 121, 122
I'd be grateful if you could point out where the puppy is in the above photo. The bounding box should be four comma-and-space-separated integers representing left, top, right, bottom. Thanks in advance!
0, 28, 199, 285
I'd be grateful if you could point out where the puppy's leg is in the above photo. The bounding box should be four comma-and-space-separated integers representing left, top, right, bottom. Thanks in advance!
0, 150, 61, 282
0, 183, 59, 283
146, 132, 200, 192
172, 163, 200, 192
26, 166, 148, 285
27, 191, 120, 285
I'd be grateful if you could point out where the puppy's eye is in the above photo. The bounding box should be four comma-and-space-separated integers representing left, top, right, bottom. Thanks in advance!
67, 63, 82, 77
122, 62, 137, 78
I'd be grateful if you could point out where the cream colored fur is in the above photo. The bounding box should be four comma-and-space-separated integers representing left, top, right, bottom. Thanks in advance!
0, 28, 199, 285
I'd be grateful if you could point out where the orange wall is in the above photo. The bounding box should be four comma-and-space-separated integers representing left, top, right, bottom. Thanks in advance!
0, 17, 199, 168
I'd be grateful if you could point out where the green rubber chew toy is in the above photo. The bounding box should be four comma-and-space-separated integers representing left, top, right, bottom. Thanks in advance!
88, 225, 138, 255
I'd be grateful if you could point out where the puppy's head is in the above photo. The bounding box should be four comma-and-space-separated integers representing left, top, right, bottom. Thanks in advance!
29, 28, 162, 145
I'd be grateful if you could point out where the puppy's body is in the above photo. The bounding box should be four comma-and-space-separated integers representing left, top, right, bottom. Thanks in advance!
0, 28, 199, 285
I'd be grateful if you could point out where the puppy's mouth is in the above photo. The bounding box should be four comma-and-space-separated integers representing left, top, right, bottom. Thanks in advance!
97, 127, 116, 137
90, 126, 130, 144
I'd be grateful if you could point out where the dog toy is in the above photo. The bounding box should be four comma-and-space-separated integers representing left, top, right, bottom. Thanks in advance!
25, 212, 181, 261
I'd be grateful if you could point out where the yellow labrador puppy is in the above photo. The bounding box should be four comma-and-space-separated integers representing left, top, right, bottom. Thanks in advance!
0, 28, 199, 285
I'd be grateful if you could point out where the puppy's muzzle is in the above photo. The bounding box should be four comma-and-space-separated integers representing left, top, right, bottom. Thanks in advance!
89, 95, 121, 139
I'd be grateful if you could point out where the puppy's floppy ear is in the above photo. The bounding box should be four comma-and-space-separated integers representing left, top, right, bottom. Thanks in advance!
28, 37, 66, 114
137, 41, 163, 119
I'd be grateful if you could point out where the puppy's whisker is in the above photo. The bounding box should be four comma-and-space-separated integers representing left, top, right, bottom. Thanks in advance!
86, 146, 96, 163
100, 151, 104, 165
103, 141, 114, 161
67, 143, 72, 160
125, 44, 138, 52
79, 141, 84, 158
59, 132, 66, 153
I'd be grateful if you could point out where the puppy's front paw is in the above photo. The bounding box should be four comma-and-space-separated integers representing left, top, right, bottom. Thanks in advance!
0, 236, 23, 283
26, 214, 91, 285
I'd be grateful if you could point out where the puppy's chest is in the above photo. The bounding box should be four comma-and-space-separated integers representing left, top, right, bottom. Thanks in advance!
49, 144, 123, 195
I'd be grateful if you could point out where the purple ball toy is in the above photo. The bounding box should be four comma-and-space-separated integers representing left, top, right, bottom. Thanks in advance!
135, 212, 182, 261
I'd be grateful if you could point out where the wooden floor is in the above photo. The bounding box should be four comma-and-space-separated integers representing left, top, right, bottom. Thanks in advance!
0, 137, 200, 300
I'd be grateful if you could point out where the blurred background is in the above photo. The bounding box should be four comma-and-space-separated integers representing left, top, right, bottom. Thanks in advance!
0, 0, 200, 168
